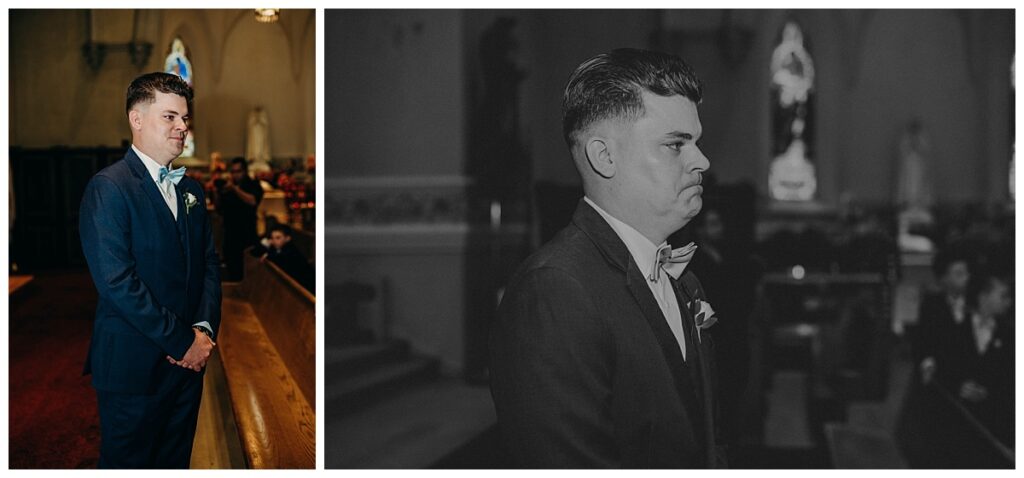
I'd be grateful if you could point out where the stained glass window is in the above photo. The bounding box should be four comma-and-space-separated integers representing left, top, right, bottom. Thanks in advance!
164, 37, 195, 158
768, 21, 817, 202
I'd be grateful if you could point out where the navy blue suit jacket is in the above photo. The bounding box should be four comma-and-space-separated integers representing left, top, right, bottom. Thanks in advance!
79, 148, 221, 394
490, 200, 721, 468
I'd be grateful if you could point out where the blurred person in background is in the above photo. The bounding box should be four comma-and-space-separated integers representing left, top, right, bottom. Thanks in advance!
254, 223, 314, 294
212, 157, 263, 281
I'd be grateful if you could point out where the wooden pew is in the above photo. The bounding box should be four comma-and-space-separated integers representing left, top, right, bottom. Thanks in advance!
895, 379, 1014, 468
8, 274, 34, 296
218, 253, 315, 468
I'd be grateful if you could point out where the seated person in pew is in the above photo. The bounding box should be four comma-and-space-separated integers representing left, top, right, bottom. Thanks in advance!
911, 249, 972, 385
953, 272, 1014, 445
252, 223, 314, 294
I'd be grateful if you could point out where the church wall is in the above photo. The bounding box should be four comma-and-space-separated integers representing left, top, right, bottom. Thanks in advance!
326, 10, 465, 177
9, 9, 315, 161
840, 9, 1012, 205
325, 10, 470, 373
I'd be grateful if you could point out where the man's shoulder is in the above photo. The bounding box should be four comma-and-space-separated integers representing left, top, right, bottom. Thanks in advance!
507, 223, 619, 295
91, 158, 132, 182
84, 160, 136, 197
517, 225, 594, 274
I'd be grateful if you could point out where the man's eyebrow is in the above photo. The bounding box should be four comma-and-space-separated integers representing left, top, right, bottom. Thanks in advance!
161, 109, 184, 116
664, 131, 695, 140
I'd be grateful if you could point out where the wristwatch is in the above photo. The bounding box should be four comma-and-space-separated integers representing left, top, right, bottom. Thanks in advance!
193, 325, 213, 339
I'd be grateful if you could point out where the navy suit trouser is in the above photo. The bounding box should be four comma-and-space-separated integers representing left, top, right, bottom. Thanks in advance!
96, 366, 204, 469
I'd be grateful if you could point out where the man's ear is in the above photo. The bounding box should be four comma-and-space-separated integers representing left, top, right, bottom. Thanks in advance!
127, 109, 143, 131
584, 137, 615, 179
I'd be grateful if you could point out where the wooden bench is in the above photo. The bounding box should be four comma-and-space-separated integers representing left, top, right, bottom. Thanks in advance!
8, 274, 34, 296
218, 253, 315, 468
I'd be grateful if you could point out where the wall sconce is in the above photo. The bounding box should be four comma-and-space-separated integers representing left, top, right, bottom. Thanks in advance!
254, 8, 280, 24
81, 10, 153, 71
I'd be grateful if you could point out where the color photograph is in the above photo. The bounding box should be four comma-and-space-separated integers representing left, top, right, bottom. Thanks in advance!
8, 8, 316, 469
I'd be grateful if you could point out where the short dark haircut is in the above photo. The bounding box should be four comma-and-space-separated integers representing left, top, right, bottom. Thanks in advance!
562, 48, 703, 148
269, 223, 293, 237
965, 271, 1008, 309
932, 248, 971, 278
125, 72, 193, 116
230, 157, 248, 172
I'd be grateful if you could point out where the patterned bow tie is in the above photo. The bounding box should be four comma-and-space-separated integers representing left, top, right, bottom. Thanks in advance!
649, 242, 698, 283
158, 165, 187, 185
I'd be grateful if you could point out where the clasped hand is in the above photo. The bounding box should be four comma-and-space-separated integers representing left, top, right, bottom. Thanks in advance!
165, 328, 216, 372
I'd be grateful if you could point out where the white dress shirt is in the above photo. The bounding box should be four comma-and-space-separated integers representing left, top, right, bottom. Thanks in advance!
970, 312, 996, 355
948, 294, 966, 324
585, 197, 687, 361
133, 144, 178, 220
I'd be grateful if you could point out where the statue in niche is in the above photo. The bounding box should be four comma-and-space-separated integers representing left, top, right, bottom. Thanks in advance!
770, 22, 814, 109
469, 16, 529, 223
896, 119, 935, 252
769, 20, 817, 202
896, 118, 933, 211
769, 118, 817, 201
246, 106, 272, 173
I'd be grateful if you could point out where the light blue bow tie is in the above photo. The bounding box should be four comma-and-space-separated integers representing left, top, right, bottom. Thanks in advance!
158, 166, 187, 185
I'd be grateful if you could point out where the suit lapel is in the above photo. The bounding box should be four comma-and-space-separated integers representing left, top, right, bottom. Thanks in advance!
674, 272, 718, 466
624, 259, 691, 388
174, 185, 189, 245
572, 200, 704, 428
174, 184, 193, 290
124, 150, 179, 233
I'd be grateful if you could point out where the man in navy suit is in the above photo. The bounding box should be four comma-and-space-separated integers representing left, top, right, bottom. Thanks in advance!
79, 72, 221, 468
490, 49, 724, 467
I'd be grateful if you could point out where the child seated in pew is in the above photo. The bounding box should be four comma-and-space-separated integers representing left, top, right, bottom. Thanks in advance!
253, 223, 315, 294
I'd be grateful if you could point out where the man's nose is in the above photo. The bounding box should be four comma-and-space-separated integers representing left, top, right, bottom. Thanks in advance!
173, 118, 188, 131
691, 146, 710, 173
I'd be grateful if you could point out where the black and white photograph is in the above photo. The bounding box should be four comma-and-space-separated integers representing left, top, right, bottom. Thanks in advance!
325, 9, 1015, 469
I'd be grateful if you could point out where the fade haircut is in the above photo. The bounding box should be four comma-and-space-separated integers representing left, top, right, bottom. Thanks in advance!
562, 48, 703, 148
125, 72, 193, 116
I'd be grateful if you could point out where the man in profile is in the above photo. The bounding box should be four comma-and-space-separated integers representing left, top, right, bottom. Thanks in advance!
79, 72, 221, 468
490, 49, 724, 468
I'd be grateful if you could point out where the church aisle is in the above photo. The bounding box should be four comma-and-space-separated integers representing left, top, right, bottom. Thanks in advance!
8, 270, 244, 469
9, 271, 100, 468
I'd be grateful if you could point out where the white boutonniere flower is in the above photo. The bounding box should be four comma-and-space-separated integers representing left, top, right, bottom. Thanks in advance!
184, 191, 198, 215
690, 298, 717, 343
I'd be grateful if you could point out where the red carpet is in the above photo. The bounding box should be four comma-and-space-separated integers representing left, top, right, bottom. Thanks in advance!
9, 270, 100, 468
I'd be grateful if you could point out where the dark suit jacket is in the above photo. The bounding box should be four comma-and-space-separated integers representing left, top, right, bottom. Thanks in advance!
79, 148, 221, 394
490, 200, 720, 468
911, 291, 972, 389
959, 317, 1015, 444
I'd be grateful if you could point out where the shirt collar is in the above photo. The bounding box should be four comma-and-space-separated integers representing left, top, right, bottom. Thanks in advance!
972, 312, 996, 330
584, 196, 666, 283
132, 144, 169, 184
